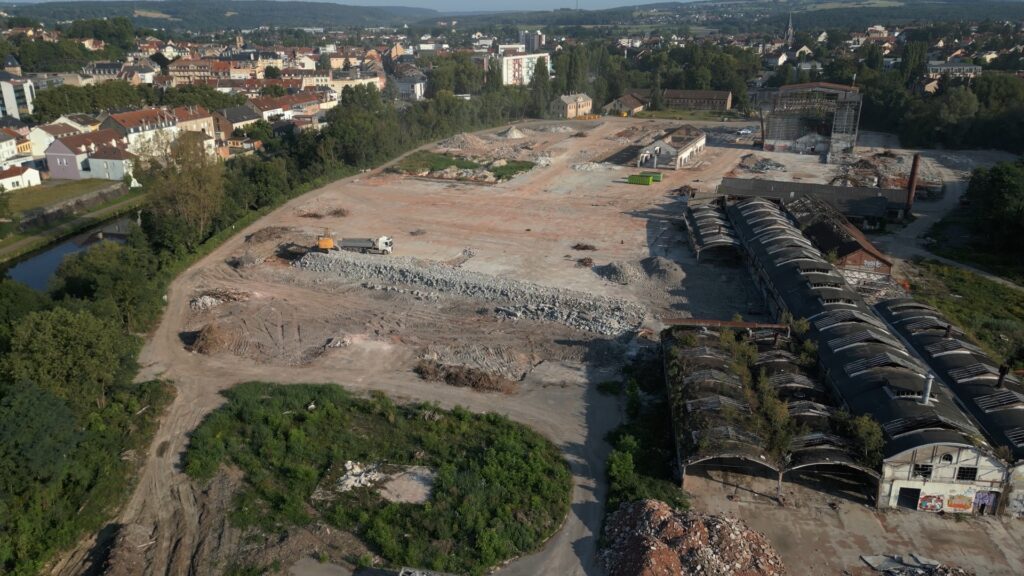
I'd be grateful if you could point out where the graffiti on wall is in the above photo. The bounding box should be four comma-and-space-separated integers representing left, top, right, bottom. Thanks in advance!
946, 494, 973, 512
918, 494, 944, 512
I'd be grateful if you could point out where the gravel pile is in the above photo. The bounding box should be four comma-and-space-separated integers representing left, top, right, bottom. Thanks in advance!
297, 252, 646, 336
437, 132, 486, 150
572, 162, 618, 172
603, 500, 785, 576
596, 261, 643, 285
641, 256, 686, 285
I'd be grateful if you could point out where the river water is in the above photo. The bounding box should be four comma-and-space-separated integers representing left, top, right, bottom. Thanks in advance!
4, 216, 135, 291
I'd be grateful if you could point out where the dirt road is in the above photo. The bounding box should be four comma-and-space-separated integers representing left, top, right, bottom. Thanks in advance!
51, 118, 756, 576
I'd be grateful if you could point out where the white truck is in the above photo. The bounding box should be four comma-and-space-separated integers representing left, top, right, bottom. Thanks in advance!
340, 236, 394, 255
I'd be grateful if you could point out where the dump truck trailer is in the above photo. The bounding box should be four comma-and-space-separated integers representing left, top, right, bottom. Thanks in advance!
340, 236, 394, 255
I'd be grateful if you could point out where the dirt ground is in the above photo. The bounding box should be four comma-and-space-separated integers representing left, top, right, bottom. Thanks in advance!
685, 469, 1024, 575
49, 118, 762, 576
48, 117, 1020, 576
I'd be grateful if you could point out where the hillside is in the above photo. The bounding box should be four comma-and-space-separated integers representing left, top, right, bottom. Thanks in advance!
3, 0, 437, 31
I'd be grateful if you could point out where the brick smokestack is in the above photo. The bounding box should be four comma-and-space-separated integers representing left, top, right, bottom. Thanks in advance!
906, 153, 921, 217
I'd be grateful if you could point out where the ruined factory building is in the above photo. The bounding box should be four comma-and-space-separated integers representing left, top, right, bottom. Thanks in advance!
717, 177, 909, 223
783, 196, 892, 278
877, 299, 1024, 516
762, 82, 862, 159
716, 197, 1012, 515
683, 201, 740, 262
636, 125, 705, 171
664, 324, 881, 505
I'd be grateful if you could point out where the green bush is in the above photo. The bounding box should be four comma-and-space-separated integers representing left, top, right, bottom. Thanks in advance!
185, 383, 571, 575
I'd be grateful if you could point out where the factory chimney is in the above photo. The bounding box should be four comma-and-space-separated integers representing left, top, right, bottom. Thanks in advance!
906, 153, 921, 218
997, 364, 1010, 389
920, 372, 934, 406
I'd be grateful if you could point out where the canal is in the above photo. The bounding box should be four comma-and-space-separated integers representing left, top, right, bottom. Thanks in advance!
4, 216, 136, 291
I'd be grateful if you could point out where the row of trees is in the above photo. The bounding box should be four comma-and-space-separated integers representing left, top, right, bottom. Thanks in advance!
31, 82, 249, 123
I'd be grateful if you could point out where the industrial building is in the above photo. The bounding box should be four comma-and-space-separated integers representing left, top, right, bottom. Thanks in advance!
782, 196, 892, 279
679, 196, 1015, 515
762, 82, 862, 159
717, 177, 912, 224
636, 125, 706, 170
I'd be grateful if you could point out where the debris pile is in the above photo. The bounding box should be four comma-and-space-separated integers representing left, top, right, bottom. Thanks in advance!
311, 461, 384, 502
861, 554, 976, 576
437, 132, 486, 150
297, 251, 646, 336
603, 500, 785, 576
572, 162, 618, 172
189, 289, 249, 312
641, 256, 686, 285
497, 126, 527, 139
428, 165, 498, 183
414, 359, 519, 394
739, 154, 786, 173
596, 262, 642, 285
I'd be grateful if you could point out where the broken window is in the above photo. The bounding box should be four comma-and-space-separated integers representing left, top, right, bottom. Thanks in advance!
912, 464, 933, 480
956, 467, 978, 481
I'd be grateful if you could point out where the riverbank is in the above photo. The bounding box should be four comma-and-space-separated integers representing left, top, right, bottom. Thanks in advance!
0, 188, 147, 265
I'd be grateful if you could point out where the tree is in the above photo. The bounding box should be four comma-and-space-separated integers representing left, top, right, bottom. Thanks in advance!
900, 41, 928, 84
966, 160, 1024, 250
141, 137, 225, 253
648, 68, 664, 111
528, 57, 552, 118
0, 380, 79, 496
264, 65, 281, 79
3, 307, 138, 413
260, 84, 287, 97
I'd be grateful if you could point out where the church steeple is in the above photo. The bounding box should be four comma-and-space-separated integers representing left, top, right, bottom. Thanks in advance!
786, 12, 795, 47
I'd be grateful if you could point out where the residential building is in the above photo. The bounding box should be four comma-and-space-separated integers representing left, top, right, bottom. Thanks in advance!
0, 165, 40, 190
57, 114, 101, 133
246, 93, 320, 121
168, 59, 231, 84
520, 30, 546, 53
0, 72, 34, 120
500, 53, 550, 86
927, 61, 983, 79
3, 54, 21, 76
213, 106, 262, 141
82, 61, 125, 82
45, 129, 126, 180
550, 93, 593, 119
280, 68, 331, 89
100, 108, 180, 156
28, 122, 79, 157
3, 128, 31, 156
172, 105, 216, 137
0, 131, 17, 163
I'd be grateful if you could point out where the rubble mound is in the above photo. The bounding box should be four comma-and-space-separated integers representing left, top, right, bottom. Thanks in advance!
415, 359, 518, 394
596, 261, 642, 285
641, 256, 686, 285
739, 154, 786, 173
297, 251, 646, 336
603, 500, 785, 576
188, 322, 234, 354
497, 126, 527, 139
437, 132, 486, 150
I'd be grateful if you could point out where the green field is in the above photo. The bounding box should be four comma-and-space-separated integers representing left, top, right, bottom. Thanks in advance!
395, 150, 534, 181
186, 383, 571, 575
926, 214, 1024, 286
7, 179, 116, 215
911, 260, 1024, 369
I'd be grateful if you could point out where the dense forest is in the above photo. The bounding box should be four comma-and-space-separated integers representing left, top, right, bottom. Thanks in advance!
0, 81, 532, 574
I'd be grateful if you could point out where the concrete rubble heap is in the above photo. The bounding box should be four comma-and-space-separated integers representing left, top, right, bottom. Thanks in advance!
297, 251, 646, 336
602, 499, 785, 576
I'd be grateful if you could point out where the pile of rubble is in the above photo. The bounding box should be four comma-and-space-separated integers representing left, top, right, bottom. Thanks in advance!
572, 162, 618, 172
427, 165, 498, 183
189, 289, 249, 312
862, 554, 976, 576
739, 154, 786, 173
497, 126, 527, 139
297, 251, 646, 336
311, 461, 384, 502
603, 500, 785, 576
436, 132, 487, 150
596, 262, 643, 285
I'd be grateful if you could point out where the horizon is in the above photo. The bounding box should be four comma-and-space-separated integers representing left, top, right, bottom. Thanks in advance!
10, 0, 687, 14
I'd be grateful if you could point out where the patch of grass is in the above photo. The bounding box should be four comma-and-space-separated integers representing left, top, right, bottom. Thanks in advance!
185, 383, 571, 575
491, 160, 535, 180
927, 215, 1024, 286
911, 260, 1024, 369
636, 109, 747, 122
8, 180, 117, 215
395, 150, 479, 174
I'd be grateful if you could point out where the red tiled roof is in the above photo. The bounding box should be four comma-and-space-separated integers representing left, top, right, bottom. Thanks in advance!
172, 105, 212, 122
248, 93, 319, 111
39, 122, 80, 137
55, 129, 124, 153
0, 165, 29, 179
89, 146, 136, 161
107, 108, 176, 129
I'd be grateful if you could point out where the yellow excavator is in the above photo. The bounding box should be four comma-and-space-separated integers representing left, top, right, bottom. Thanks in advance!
316, 228, 337, 252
